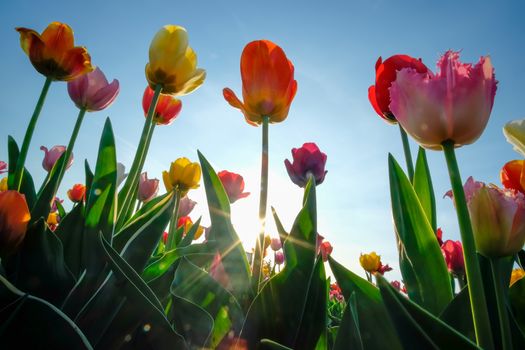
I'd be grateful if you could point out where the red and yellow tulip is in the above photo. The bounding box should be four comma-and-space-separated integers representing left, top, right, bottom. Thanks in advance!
0, 190, 30, 258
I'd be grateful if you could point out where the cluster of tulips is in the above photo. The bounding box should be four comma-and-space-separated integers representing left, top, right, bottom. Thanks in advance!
0, 20, 524, 350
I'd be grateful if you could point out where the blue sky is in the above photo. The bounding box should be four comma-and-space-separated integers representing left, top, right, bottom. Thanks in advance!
1, 0, 524, 280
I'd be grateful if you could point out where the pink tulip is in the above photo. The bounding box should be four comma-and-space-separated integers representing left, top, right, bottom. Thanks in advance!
0, 161, 6, 174
320, 241, 333, 262
390, 51, 497, 150
178, 195, 196, 217
275, 251, 285, 265
217, 170, 250, 204
285, 143, 327, 187
40, 145, 73, 172
138, 172, 159, 203
67, 67, 120, 112
270, 237, 282, 251
447, 177, 525, 257
441, 240, 465, 276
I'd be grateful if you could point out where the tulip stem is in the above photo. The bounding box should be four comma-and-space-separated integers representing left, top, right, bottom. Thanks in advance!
116, 84, 161, 229
13, 77, 52, 191
398, 124, 414, 182
166, 189, 181, 250
442, 140, 494, 350
490, 258, 512, 350
253, 116, 270, 290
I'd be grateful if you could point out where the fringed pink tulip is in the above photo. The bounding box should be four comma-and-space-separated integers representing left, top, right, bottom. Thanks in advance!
67, 67, 119, 111
285, 142, 327, 187
447, 177, 525, 257
390, 51, 497, 150
217, 170, 250, 204
138, 172, 159, 203
142, 86, 182, 125
40, 145, 73, 172
441, 240, 465, 276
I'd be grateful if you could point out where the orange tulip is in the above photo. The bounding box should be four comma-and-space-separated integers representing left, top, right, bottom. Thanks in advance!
223, 40, 297, 126
501, 160, 525, 194
16, 22, 93, 81
0, 190, 30, 258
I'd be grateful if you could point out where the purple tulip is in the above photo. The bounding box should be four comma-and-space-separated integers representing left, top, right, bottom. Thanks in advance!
284, 142, 327, 187
67, 67, 120, 112
270, 237, 282, 251
138, 172, 159, 203
40, 145, 73, 172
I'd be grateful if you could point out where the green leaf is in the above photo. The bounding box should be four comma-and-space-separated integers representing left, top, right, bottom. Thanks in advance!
259, 339, 294, 350
439, 286, 475, 342
75, 234, 185, 349
376, 275, 479, 349
6, 136, 37, 208
169, 294, 213, 349
328, 257, 402, 350
55, 202, 85, 278
333, 292, 363, 350
389, 153, 452, 314
3, 219, 74, 306
0, 275, 92, 349
413, 147, 436, 231
511, 276, 525, 332
242, 180, 318, 349
198, 151, 251, 303
271, 206, 289, 245
84, 159, 94, 201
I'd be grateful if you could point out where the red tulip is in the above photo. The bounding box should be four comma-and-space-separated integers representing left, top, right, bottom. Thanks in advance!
142, 86, 182, 125
285, 143, 327, 188
217, 170, 250, 204
67, 183, 86, 203
441, 240, 465, 276
320, 241, 333, 262
368, 55, 428, 123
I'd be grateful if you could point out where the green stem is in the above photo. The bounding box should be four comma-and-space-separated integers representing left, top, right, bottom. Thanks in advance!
252, 116, 270, 290
116, 84, 161, 228
490, 258, 513, 350
55, 108, 86, 189
442, 140, 494, 349
13, 77, 52, 190
166, 189, 181, 250
398, 124, 414, 183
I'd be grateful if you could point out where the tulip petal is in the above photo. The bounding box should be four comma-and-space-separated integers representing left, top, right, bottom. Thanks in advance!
504, 119, 525, 157
41, 22, 74, 53
88, 79, 120, 111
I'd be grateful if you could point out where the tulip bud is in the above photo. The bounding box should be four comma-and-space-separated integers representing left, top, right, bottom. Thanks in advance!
67, 183, 86, 203
138, 172, 159, 203
0, 190, 30, 258
359, 252, 381, 273
162, 157, 201, 196
275, 251, 285, 265
320, 241, 333, 262
143, 86, 182, 125
441, 240, 465, 276
40, 145, 73, 172
217, 170, 250, 204
270, 237, 282, 251
285, 143, 327, 188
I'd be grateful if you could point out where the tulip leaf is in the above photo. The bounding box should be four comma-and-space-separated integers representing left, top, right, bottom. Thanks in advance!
511, 276, 525, 332
6, 136, 37, 208
76, 233, 185, 349
389, 153, 452, 314
259, 339, 294, 350
55, 202, 85, 278
413, 147, 436, 231
272, 206, 289, 245
179, 217, 202, 247
118, 192, 174, 273
171, 258, 244, 347
439, 286, 475, 342
242, 179, 318, 348
0, 275, 93, 349
84, 159, 94, 201
333, 292, 363, 350
328, 256, 402, 349
198, 151, 251, 302
376, 275, 479, 349
169, 294, 213, 349
3, 218, 74, 306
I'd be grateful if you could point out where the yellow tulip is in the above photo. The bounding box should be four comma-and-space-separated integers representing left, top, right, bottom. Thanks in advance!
0, 177, 7, 192
47, 212, 59, 226
146, 25, 206, 96
162, 157, 201, 196
359, 251, 381, 273
510, 268, 525, 286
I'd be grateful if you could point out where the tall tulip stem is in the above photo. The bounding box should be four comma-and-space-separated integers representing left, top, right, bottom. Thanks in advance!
398, 124, 414, 182
166, 189, 181, 250
117, 84, 161, 229
490, 258, 512, 350
56, 108, 86, 188
442, 140, 494, 349
253, 116, 270, 290
13, 77, 52, 191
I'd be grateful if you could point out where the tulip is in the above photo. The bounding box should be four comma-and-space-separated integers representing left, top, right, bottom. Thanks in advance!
177, 216, 204, 240
146, 25, 206, 96
41, 145, 73, 172
0, 190, 30, 258
67, 67, 119, 112
47, 211, 59, 227
329, 283, 344, 302
67, 183, 86, 203
501, 160, 525, 194
223, 40, 297, 126
162, 231, 169, 245
275, 251, 285, 265
163, 157, 201, 197
377, 262, 393, 275
270, 237, 282, 251
359, 252, 381, 273
368, 55, 428, 123
217, 170, 250, 204
16, 22, 93, 81
390, 51, 497, 150
51, 197, 63, 213
510, 268, 525, 286
0, 161, 6, 174
448, 177, 525, 257
504, 119, 525, 157
0, 178, 7, 192
436, 227, 444, 246
138, 172, 159, 203
285, 143, 328, 188
320, 241, 333, 262
142, 86, 182, 125
441, 240, 465, 276
178, 195, 196, 217
391, 280, 402, 291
